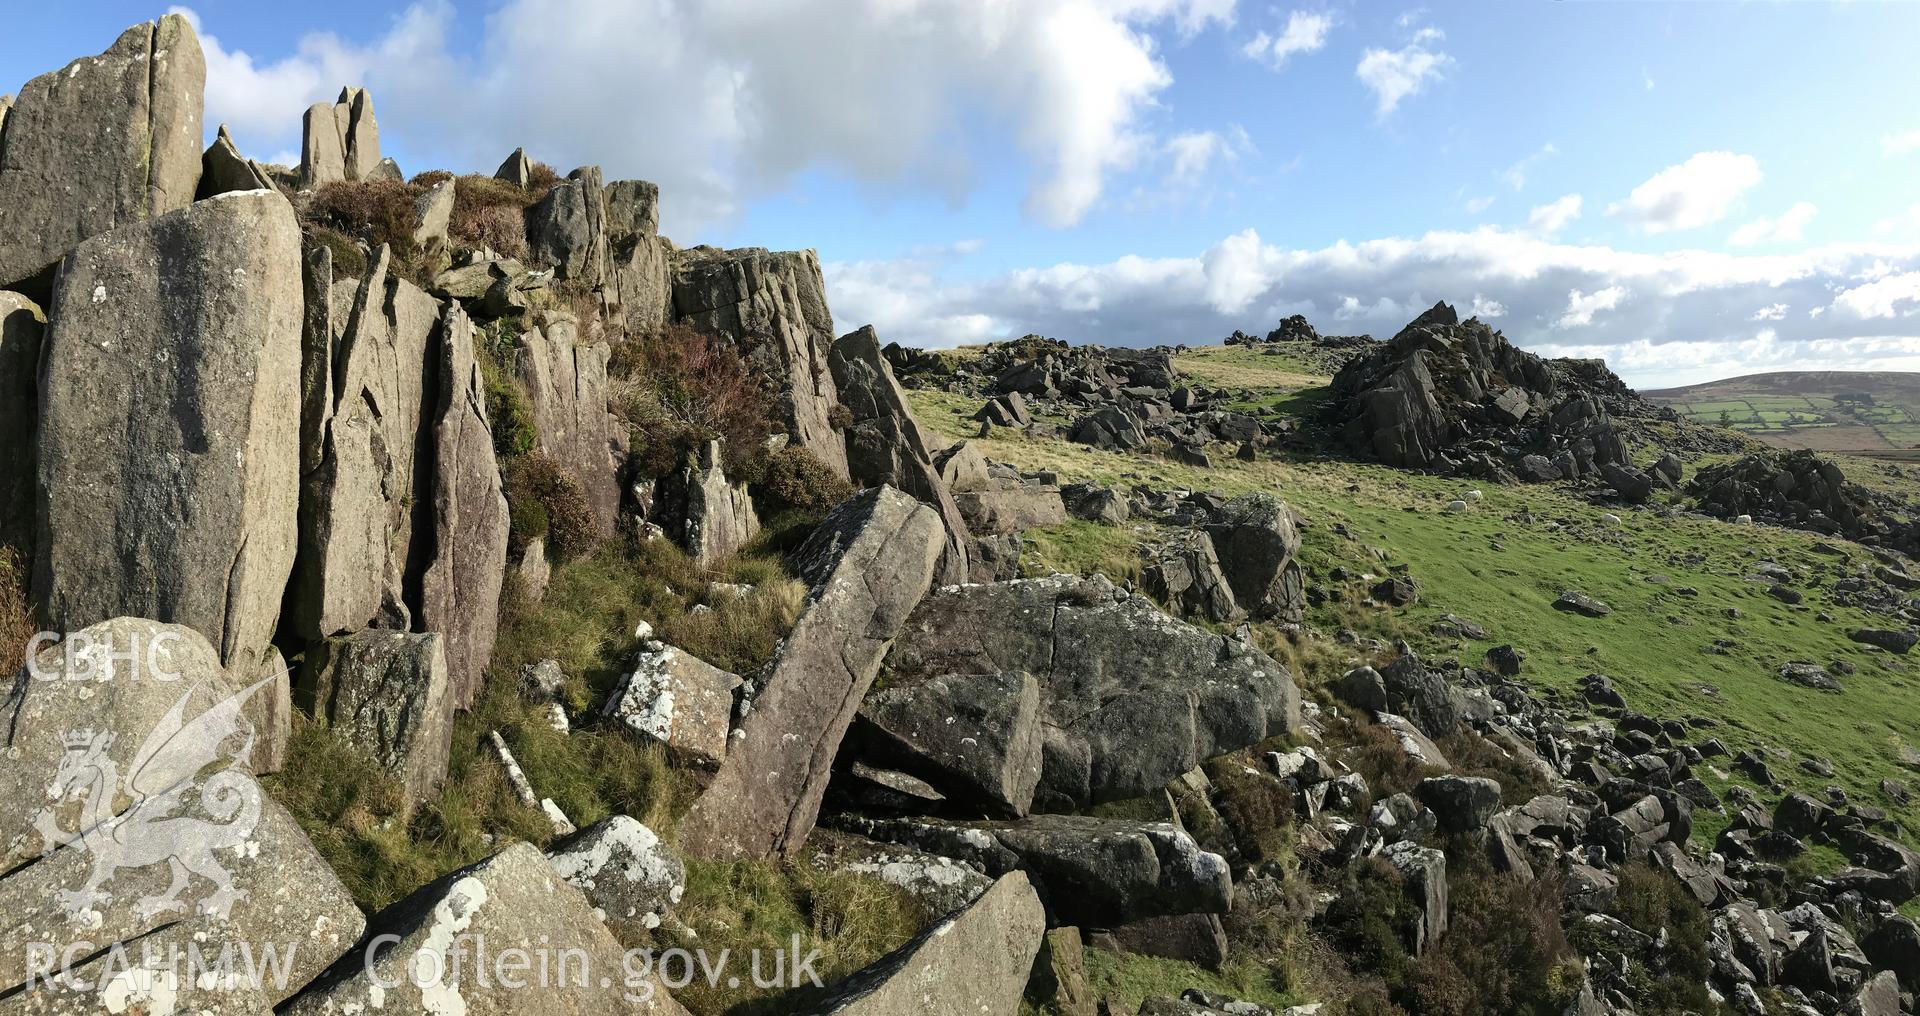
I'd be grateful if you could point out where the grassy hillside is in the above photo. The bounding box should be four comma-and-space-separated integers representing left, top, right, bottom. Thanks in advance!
1645, 370, 1920, 453
912, 347, 1920, 868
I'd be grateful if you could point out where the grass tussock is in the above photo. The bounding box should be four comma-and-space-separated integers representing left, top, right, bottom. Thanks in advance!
0, 547, 33, 679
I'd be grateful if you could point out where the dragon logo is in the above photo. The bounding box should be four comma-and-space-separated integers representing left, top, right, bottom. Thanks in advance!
31, 674, 277, 923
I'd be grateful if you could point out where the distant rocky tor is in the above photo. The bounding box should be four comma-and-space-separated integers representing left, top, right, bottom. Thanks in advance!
6, 13, 1920, 1016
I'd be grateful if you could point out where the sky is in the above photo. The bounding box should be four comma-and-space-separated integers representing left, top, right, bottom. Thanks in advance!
7, 2, 1920, 387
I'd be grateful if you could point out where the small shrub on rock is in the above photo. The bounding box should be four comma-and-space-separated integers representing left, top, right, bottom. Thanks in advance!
752, 446, 855, 525
506, 455, 601, 561
609, 323, 774, 478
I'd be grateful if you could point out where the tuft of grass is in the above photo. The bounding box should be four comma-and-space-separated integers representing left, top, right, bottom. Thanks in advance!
1082, 949, 1298, 1014
0, 547, 32, 676
1019, 519, 1149, 584
661, 858, 927, 1015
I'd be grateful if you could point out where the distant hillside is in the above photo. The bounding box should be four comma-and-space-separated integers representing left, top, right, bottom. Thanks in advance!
1644, 369, 1920, 452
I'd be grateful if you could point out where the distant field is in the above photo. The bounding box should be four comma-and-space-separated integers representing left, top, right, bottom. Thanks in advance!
1645, 370, 1920, 451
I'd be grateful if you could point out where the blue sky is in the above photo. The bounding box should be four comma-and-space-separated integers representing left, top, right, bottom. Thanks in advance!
9, 1, 1920, 385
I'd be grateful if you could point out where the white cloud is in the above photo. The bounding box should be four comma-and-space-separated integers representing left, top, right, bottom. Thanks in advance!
1242, 10, 1333, 69
1469, 294, 1507, 318
1465, 195, 1495, 215
826, 226, 1920, 387
1751, 303, 1789, 321
1501, 143, 1557, 191
1882, 129, 1920, 157
1163, 126, 1250, 185
1607, 151, 1763, 234
175, 0, 1231, 232
1729, 201, 1818, 247
1527, 194, 1582, 236
1555, 285, 1626, 328
1874, 204, 1920, 237
1830, 271, 1920, 320
1355, 25, 1452, 117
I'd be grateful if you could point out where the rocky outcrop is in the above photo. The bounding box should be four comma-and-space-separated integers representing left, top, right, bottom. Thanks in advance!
416, 303, 512, 709
288, 245, 441, 640
1203, 492, 1305, 622
0, 14, 205, 287
881, 574, 1302, 811
527, 165, 610, 286
300, 629, 455, 808
855, 670, 1045, 817
806, 829, 995, 918
299, 86, 381, 188
839, 814, 1232, 928
1690, 450, 1889, 544
1325, 301, 1634, 483
830, 324, 974, 585
678, 487, 945, 861
654, 439, 762, 565
0, 292, 43, 554
517, 311, 621, 528
198, 123, 275, 198
1143, 530, 1245, 623
283, 842, 690, 1015
670, 245, 849, 478
606, 178, 672, 331
547, 816, 687, 938
801, 872, 1045, 1016
34, 190, 300, 676
496, 147, 533, 188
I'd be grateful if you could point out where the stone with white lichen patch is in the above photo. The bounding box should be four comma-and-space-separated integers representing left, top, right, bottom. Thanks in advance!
547, 816, 688, 939
605, 640, 742, 767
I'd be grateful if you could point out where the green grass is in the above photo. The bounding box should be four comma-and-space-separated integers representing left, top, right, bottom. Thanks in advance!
908, 362, 1920, 852
1082, 948, 1300, 1013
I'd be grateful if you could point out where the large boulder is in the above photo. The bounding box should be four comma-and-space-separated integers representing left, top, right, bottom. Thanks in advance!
517, 311, 620, 528
678, 487, 945, 860
1331, 650, 1461, 739
287, 245, 442, 640
805, 829, 994, 918
801, 872, 1045, 1016
0, 292, 43, 554
415, 303, 511, 709
0, 783, 364, 1008
882, 574, 1301, 811
855, 670, 1045, 817
605, 178, 672, 331
670, 245, 849, 478
0, 14, 204, 287
838, 814, 1232, 928
526, 165, 610, 287
34, 190, 300, 676
299, 629, 455, 808
1202, 492, 1305, 623
830, 324, 974, 585
0, 618, 291, 871
1142, 531, 1244, 624
1383, 840, 1449, 954
283, 842, 690, 1015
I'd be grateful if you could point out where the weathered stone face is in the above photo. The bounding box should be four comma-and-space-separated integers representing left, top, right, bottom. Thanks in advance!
605, 178, 672, 332
0, 15, 205, 287
830, 325, 973, 585
34, 191, 301, 676
670, 245, 849, 479
0, 292, 44, 556
299, 86, 382, 188
282, 842, 691, 1015
517, 313, 620, 529
198, 124, 274, 199
880, 574, 1302, 811
654, 439, 761, 566
856, 670, 1045, 817
301, 629, 454, 807
800, 872, 1045, 1016
547, 816, 687, 939
288, 246, 441, 640
527, 165, 610, 286
1202, 492, 1305, 623
417, 303, 511, 709
678, 487, 945, 861
605, 639, 742, 767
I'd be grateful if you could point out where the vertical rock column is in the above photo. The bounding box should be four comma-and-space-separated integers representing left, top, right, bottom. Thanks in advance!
0, 13, 205, 287
34, 190, 303, 677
